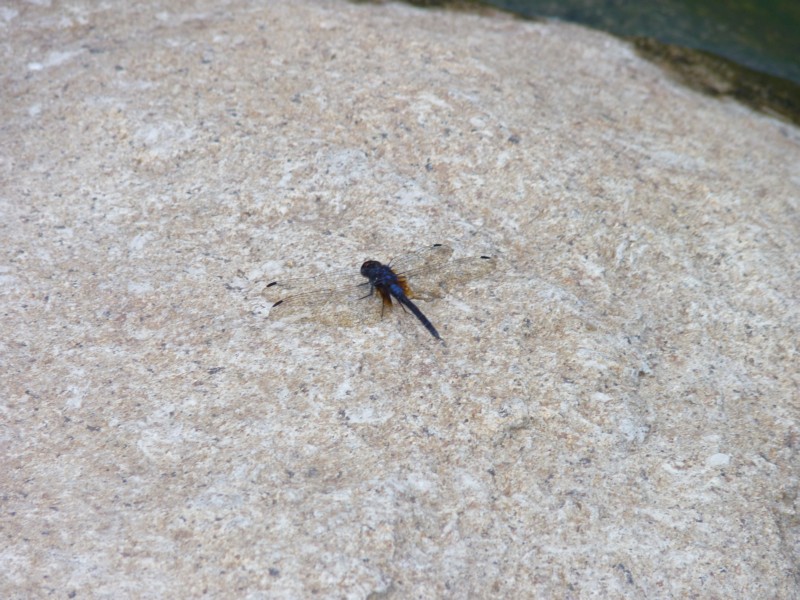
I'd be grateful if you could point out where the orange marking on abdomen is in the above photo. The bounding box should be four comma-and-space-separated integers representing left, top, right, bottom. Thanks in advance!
397, 275, 413, 298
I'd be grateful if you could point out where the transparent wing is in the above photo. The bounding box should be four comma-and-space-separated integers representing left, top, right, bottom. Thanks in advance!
267, 280, 388, 327
263, 244, 452, 303
388, 244, 454, 278
264, 243, 497, 327
263, 268, 364, 303
406, 254, 497, 300
264, 244, 453, 301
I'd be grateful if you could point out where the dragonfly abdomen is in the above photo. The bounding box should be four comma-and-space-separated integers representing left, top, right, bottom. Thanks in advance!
391, 287, 441, 340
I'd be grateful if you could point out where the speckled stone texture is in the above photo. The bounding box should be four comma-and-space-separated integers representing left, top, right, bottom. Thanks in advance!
2, 0, 798, 597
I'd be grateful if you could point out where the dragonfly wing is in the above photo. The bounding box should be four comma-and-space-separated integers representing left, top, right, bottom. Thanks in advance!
268, 281, 386, 327
263, 269, 364, 302
407, 255, 497, 300
264, 244, 495, 329
265, 244, 452, 301
388, 244, 454, 278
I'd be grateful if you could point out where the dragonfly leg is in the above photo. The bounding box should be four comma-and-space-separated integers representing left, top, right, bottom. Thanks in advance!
358, 283, 375, 301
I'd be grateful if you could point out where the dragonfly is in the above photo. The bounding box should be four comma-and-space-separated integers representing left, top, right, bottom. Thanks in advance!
264, 244, 496, 340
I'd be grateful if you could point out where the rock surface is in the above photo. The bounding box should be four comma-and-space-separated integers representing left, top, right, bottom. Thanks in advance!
2, 0, 798, 597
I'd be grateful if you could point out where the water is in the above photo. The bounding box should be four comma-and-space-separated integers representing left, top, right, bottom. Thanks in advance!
488, 0, 800, 86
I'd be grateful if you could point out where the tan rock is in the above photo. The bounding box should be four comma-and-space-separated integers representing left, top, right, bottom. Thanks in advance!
2, 1, 797, 597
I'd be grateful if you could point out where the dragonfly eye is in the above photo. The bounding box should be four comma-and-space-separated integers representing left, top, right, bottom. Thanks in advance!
360, 260, 380, 276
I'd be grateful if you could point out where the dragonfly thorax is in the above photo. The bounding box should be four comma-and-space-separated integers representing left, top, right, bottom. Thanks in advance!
360, 260, 396, 285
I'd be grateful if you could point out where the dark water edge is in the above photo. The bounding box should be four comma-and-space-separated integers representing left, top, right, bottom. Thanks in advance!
494, 0, 800, 86
631, 37, 800, 128
353, 0, 800, 127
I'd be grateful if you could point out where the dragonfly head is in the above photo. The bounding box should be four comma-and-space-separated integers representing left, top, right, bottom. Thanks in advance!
360, 260, 382, 279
